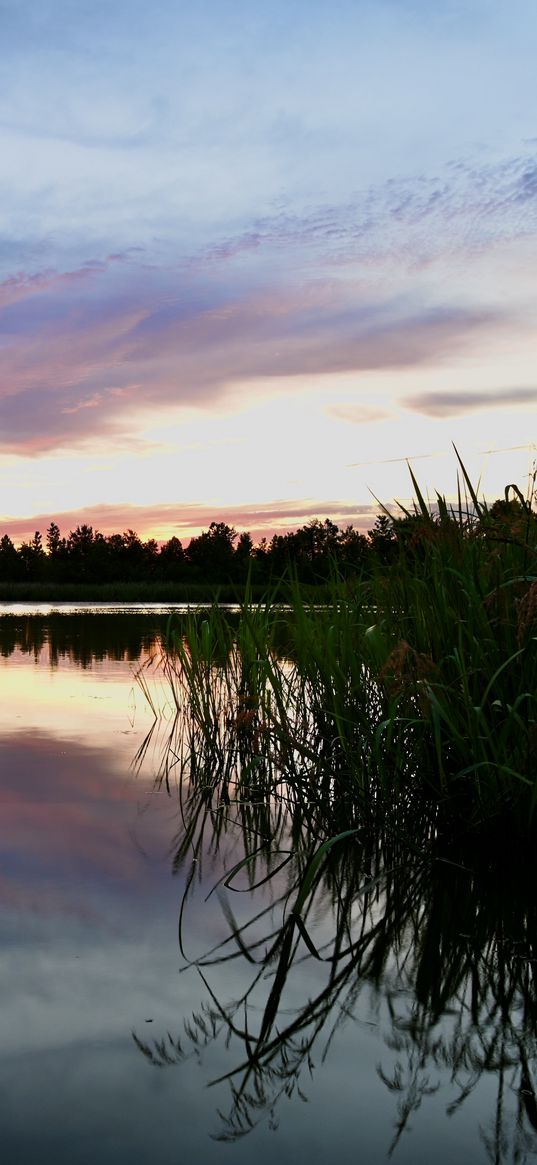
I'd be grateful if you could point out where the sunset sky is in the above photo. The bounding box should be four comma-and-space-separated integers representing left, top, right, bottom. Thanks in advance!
1, 0, 536, 546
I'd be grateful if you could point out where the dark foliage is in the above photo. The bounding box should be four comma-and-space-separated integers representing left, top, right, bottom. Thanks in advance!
1, 485, 535, 592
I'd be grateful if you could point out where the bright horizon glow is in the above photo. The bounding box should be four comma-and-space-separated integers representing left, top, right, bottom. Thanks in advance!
1, 0, 536, 547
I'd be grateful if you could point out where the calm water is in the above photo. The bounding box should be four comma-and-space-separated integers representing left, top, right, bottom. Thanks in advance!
1, 612, 536, 1163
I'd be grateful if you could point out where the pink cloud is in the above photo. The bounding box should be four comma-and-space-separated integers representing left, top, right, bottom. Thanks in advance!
328, 404, 390, 424
0, 246, 504, 455
0, 499, 378, 547
2, 146, 536, 457
0, 251, 137, 309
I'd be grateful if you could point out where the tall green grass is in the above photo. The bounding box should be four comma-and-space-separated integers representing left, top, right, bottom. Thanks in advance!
147, 459, 537, 834
133, 459, 537, 1146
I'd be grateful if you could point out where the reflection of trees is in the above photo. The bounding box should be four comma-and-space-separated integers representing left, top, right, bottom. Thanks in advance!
132, 698, 537, 1156
0, 614, 167, 667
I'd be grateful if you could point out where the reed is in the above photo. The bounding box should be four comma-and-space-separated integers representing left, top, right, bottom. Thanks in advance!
150, 458, 537, 834
133, 461, 537, 1147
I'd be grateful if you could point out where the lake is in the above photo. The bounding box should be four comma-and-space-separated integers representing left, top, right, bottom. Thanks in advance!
1, 608, 536, 1163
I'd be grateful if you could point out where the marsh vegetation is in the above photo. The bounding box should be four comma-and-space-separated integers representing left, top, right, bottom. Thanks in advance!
127, 460, 537, 1151
2, 458, 536, 1160
145, 457, 537, 834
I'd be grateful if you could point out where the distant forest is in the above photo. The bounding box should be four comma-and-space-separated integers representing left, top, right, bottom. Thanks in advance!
0, 498, 532, 586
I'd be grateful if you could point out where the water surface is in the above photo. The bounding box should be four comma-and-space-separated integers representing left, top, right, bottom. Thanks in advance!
1, 615, 536, 1163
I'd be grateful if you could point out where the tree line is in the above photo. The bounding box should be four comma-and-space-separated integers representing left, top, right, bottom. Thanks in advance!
0, 517, 374, 585
0, 496, 532, 586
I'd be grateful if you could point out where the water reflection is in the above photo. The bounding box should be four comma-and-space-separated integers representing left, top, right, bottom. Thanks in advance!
0, 640, 218, 1165
2, 615, 537, 1163
0, 612, 167, 667
134, 708, 537, 1160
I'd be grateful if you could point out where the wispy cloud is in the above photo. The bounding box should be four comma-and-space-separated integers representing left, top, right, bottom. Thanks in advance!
328, 404, 391, 425
0, 498, 377, 546
194, 148, 537, 272
0, 244, 504, 454
402, 386, 537, 417
0, 132, 536, 457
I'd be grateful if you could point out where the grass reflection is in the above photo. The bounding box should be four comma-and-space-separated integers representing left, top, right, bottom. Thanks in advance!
132, 696, 537, 1156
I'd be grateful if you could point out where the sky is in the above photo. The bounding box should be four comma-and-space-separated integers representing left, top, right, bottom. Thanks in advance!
1, 0, 536, 545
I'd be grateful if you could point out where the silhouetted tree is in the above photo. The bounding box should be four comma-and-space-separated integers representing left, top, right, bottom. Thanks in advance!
337, 525, 369, 571
19, 531, 46, 579
46, 522, 62, 557
0, 534, 21, 581
296, 518, 340, 578
234, 531, 253, 578
121, 529, 149, 580
65, 524, 96, 581
187, 522, 237, 580
159, 536, 185, 581
368, 513, 397, 563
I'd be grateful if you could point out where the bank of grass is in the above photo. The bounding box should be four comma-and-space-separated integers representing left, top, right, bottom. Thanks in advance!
0, 579, 275, 604
159, 461, 537, 837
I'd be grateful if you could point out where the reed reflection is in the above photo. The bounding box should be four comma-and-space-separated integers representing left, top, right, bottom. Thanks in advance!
133, 677, 537, 1159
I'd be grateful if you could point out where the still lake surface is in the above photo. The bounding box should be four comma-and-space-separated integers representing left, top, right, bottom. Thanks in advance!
1, 607, 536, 1163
